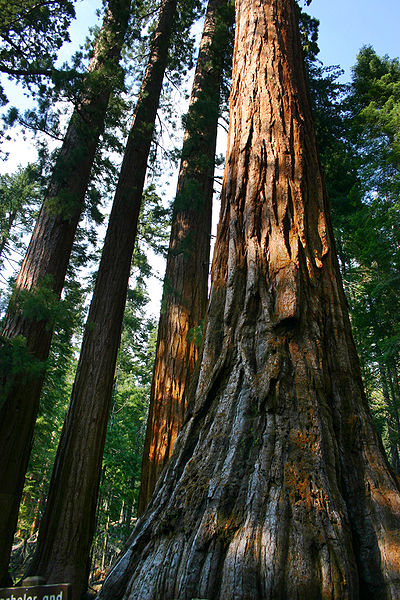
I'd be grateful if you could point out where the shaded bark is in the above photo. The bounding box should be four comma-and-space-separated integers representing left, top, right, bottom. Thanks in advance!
98, 0, 400, 598
0, 0, 131, 585
138, 0, 232, 515
380, 363, 400, 474
387, 364, 400, 468
26, 1, 178, 598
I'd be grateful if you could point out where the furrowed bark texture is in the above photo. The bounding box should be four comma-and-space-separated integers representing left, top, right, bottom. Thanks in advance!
98, 0, 400, 598
26, 1, 178, 598
0, 0, 130, 585
138, 0, 231, 515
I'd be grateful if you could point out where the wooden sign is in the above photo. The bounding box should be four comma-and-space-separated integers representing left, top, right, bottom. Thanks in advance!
0, 583, 71, 600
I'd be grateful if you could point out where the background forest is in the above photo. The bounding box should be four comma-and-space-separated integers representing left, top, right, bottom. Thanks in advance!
0, 0, 399, 594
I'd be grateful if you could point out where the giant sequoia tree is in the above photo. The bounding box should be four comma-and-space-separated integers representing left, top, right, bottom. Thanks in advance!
98, 0, 400, 598
25, 0, 183, 597
0, 0, 131, 586
138, 0, 232, 514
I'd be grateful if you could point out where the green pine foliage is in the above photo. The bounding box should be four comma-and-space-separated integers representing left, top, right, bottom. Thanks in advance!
0, 164, 42, 274
0, 0, 76, 103
344, 48, 400, 465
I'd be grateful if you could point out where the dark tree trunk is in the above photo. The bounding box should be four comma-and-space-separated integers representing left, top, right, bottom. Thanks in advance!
98, 0, 400, 598
379, 363, 400, 474
138, 0, 232, 515
26, 1, 178, 598
386, 364, 400, 467
0, 0, 131, 586
29, 442, 55, 538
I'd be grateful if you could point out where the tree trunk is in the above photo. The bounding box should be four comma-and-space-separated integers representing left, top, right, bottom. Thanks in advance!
138, 0, 232, 515
26, 1, 178, 598
386, 364, 400, 467
0, 0, 131, 586
380, 364, 400, 474
98, 0, 400, 598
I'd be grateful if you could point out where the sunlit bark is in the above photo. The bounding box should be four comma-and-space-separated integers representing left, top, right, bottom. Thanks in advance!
98, 0, 400, 598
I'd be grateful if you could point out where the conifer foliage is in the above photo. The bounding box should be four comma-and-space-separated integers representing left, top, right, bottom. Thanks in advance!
0, 0, 76, 103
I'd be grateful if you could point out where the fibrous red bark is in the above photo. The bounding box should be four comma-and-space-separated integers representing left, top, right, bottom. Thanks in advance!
138, 0, 232, 515
26, 1, 178, 598
98, 0, 400, 598
0, 0, 131, 585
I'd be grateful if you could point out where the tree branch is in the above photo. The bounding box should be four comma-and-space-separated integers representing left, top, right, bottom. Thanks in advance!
0, 64, 53, 77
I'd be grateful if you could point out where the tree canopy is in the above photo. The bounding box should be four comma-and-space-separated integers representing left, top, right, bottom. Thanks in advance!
0, 0, 76, 103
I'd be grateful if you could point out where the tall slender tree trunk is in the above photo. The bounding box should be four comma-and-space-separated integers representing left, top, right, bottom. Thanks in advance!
101, 515, 111, 572
29, 440, 56, 538
0, 0, 131, 586
98, 0, 400, 598
380, 364, 400, 474
26, 1, 178, 598
138, 0, 232, 515
386, 364, 400, 463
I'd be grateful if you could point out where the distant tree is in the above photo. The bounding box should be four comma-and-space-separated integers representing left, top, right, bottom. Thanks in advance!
8, 185, 167, 581
0, 0, 132, 585
98, 0, 400, 598
138, 0, 234, 514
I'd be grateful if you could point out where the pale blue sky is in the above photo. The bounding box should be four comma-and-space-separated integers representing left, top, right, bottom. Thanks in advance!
68, 0, 400, 82
308, 0, 400, 79
11, 0, 400, 102
3, 0, 400, 172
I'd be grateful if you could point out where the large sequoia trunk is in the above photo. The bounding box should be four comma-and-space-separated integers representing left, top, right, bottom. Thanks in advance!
0, 0, 131, 585
26, 1, 178, 598
138, 0, 232, 514
98, 0, 400, 598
